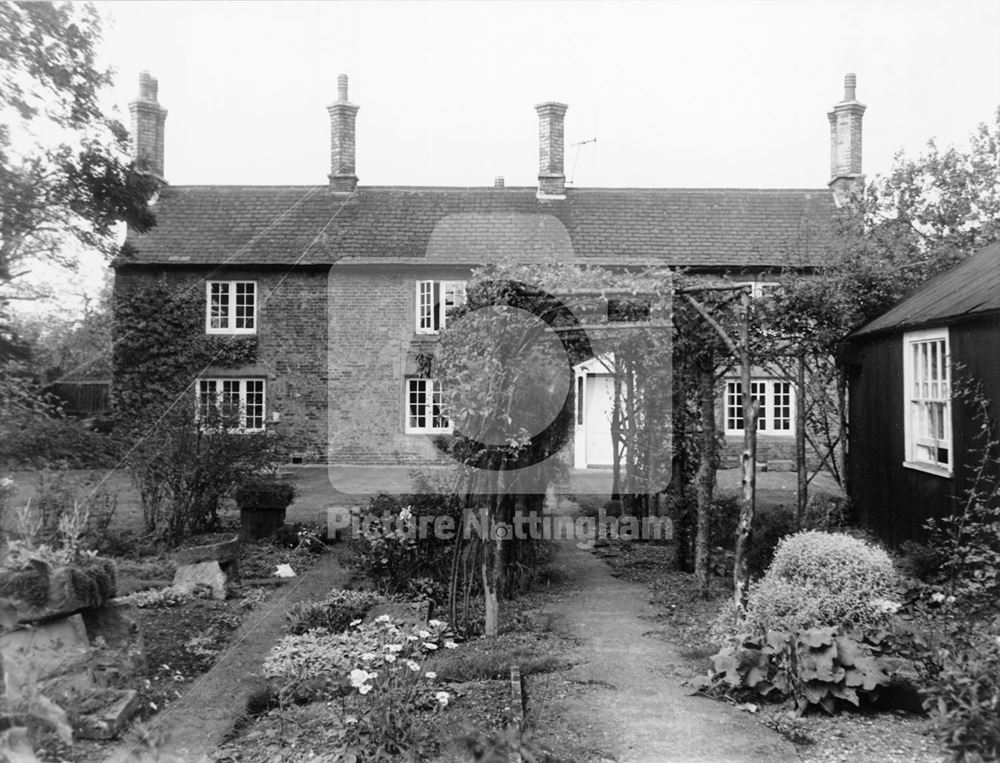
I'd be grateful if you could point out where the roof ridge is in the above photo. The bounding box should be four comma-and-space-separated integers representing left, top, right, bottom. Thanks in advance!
163, 184, 832, 194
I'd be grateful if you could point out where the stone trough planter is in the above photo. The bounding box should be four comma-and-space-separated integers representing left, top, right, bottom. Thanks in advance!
171, 534, 241, 600
235, 481, 296, 540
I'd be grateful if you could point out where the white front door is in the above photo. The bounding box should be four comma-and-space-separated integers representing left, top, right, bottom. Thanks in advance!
585, 374, 616, 466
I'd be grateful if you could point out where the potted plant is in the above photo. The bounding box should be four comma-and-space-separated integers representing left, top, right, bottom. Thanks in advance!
234, 478, 296, 540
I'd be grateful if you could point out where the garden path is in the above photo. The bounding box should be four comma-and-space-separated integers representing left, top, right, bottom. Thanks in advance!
103, 548, 353, 763
536, 531, 798, 762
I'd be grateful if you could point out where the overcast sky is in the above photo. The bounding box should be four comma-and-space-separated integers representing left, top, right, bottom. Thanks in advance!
94, 0, 1000, 191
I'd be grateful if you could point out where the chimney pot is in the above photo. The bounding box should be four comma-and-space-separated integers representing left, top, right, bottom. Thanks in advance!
493, 176, 505, 189
844, 72, 857, 101
138, 70, 158, 101
337, 73, 349, 102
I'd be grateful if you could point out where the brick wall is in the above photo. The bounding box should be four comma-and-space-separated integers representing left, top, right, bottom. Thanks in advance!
114, 267, 330, 461
327, 265, 469, 465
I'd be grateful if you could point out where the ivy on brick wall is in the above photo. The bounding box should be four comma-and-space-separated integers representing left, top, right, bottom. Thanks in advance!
113, 275, 258, 429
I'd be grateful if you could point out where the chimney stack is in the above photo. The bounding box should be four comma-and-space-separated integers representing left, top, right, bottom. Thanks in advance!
535, 101, 568, 197
129, 71, 167, 180
493, 175, 505, 189
827, 73, 866, 207
327, 74, 360, 193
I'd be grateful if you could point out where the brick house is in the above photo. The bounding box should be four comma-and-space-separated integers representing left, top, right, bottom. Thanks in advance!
115, 72, 865, 468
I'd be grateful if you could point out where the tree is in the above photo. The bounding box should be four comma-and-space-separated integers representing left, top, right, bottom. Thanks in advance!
434, 259, 673, 635
0, 1, 157, 302
762, 108, 1000, 515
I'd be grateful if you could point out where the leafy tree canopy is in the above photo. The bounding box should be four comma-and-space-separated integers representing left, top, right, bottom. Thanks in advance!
0, 1, 157, 301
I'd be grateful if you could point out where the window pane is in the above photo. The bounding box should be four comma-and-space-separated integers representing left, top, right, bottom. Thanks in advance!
442, 281, 467, 330
210, 283, 229, 329
751, 381, 766, 431
431, 381, 448, 429
418, 282, 434, 331
726, 382, 742, 431
408, 379, 427, 429
245, 380, 264, 429
431, 282, 442, 332
198, 379, 216, 419
773, 382, 791, 431
235, 282, 255, 330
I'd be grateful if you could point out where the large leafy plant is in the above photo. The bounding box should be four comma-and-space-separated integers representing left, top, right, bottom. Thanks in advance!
696, 626, 904, 714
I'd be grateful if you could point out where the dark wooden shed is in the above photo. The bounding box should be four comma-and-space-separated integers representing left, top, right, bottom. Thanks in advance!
845, 241, 1000, 546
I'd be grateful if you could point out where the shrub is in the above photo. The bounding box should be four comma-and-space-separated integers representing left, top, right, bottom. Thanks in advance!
696, 626, 904, 714
125, 405, 291, 544
285, 588, 385, 635
712, 496, 851, 581
350, 487, 461, 595
924, 630, 1000, 761
741, 531, 898, 636
897, 539, 948, 582
711, 500, 798, 580
263, 615, 457, 696
803, 494, 851, 531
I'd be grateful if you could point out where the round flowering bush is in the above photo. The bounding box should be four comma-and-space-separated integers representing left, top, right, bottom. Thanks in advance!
742, 530, 899, 635
263, 614, 458, 700
339, 616, 458, 759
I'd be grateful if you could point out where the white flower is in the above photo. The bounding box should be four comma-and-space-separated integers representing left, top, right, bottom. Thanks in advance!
375, 614, 392, 624
945, 595, 956, 605
930, 592, 946, 604
443, 640, 458, 649
360, 652, 376, 662
0, 477, 13, 489
428, 619, 444, 628
404, 660, 420, 672
385, 643, 403, 653
417, 629, 431, 638
384, 653, 397, 663
422, 642, 438, 650
399, 507, 413, 521
406, 635, 419, 642
435, 691, 450, 706
870, 598, 901, 614
350, 619, 362, 627
358, 683, 373, 695
274, 564, 296, 578
425, 671, 437, 679
349, 669, 375, 688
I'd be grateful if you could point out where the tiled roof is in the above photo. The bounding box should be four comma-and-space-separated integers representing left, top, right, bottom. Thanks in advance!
851, 241, 1000, 337
121, 185, 837, 270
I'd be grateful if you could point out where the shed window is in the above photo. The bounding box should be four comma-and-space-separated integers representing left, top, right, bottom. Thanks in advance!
903, 328, 952, 475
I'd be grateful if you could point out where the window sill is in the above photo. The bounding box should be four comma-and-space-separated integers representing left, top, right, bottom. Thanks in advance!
405, 430, 452, 436
206, 329, 257, 336
902, 460, 952, 479
723, 431, 795, 437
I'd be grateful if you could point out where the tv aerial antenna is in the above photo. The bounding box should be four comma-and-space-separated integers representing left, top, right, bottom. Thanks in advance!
569, 137, 597, 185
